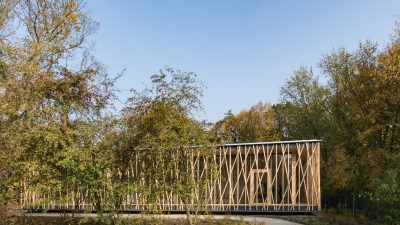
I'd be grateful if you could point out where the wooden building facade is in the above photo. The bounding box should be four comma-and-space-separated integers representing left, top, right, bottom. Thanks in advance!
210, 140, 321, 212
20, 140, 321, 213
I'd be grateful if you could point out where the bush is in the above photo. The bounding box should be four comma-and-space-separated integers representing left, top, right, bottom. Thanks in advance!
369, 171, 400, 225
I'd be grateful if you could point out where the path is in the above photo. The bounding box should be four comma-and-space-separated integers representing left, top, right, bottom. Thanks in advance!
26, 213, 302, 225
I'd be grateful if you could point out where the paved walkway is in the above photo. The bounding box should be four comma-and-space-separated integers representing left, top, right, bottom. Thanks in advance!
26, 213, 302, 225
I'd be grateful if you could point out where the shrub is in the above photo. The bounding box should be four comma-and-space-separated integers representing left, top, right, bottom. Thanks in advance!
369, 171, 400, 225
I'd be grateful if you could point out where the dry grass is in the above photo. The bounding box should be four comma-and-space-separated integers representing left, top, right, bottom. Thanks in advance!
2, 215, 256, 225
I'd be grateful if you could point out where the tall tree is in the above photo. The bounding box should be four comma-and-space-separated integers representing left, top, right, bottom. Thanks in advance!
213, 102, 282, 143
320, 40, 400, 192
114, 67, 212, 225
277, 67, 332, 141
0, 0, 116, 208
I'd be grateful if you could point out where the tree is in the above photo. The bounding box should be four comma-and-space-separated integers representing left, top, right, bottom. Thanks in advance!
369, 170, 400, 224
213, 102, 282, 143
278, 67, 332, 141
0, 0, 16, 39
114, 67, 213, 225
0, 0, 116, 209
377, 37, 400, 154
320, 40, 400, 193
0, 0, 16, 205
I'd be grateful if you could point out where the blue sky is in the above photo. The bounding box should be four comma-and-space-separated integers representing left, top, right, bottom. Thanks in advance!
88, 1, 400, 122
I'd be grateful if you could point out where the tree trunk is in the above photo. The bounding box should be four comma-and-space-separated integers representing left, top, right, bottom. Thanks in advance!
185, 201, 193, 225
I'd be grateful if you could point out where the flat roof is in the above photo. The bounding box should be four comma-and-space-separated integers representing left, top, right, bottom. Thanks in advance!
217, 139, 322, 147
132, 140, 322, 151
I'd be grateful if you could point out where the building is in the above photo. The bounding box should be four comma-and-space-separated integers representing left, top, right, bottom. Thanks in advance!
21, 140, 321, 213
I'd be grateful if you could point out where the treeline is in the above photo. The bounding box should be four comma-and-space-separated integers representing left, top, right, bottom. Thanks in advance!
0, 0, 399, 223
214, 40, 400, 196
212, 42, 400, 222
0, 2, 214, 224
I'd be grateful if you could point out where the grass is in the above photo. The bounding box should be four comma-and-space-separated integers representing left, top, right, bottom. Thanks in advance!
2, 215, 259, 225
0, 205, 382, 225
10, 213, 380, 225
272, 212, 379, 225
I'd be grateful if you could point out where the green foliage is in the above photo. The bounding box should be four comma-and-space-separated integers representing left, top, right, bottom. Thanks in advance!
319, 40, 400, 193
7, 216, 258, 225
0, 0, 116, 211
213, 102, 282, 143
277, 67, 331, 141
273, 39, 400, 195
0, 60, 7, 83
369, 171, 400, 225
108, 67, 213, 224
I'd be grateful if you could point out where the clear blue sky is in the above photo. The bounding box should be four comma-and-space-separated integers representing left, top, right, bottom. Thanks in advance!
88, 1, 400, 122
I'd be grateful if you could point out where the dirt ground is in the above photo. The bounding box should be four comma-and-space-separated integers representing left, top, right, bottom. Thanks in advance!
2, 215, 257, 225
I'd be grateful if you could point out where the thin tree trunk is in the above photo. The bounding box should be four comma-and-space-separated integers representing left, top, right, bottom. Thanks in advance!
185, 201, 193, 225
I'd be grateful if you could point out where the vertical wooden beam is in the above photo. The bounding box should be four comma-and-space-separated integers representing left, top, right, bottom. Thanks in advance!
229, 146, 232, 207
291, 154, 297, 205
274, 144, 277, 209
317, 142, 321, 211
281, 144, 285, 209
236, 147, 239, 209
267, 168, 272, 205
249, 170, 254, 205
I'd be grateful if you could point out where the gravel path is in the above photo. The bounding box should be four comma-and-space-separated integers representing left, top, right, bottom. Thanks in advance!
26, 213, 302, 225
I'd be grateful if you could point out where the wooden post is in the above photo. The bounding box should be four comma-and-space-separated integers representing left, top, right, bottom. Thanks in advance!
291, 154, 297, 205
317, 142, 321, 211
249, 170, 254, 205
267, 168, 272, 205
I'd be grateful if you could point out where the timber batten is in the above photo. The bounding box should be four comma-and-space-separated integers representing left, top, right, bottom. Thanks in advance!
19, 140, 321, 213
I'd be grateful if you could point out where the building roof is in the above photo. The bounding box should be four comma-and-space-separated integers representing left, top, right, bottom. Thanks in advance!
217, 139, 322, 147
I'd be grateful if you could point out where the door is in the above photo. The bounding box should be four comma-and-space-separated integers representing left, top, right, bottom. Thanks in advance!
250, 169, 272, 205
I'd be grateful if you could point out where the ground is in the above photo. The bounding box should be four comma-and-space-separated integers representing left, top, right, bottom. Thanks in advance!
271, 212, 378, 225
1, 212, 381, 225
3, 213, 302, 225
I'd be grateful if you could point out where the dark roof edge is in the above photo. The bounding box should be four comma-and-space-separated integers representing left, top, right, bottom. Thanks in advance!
217, 140, 322, 147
